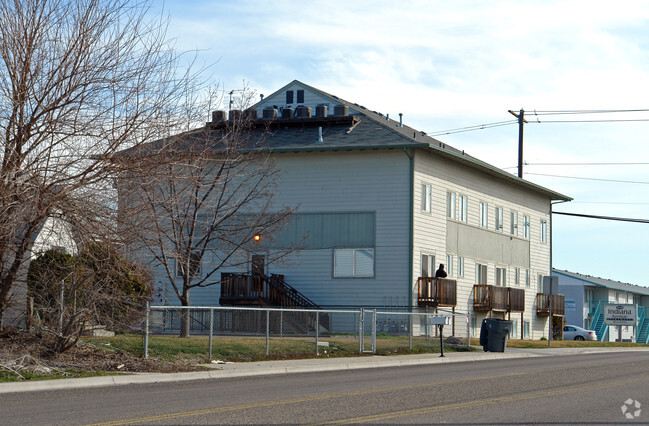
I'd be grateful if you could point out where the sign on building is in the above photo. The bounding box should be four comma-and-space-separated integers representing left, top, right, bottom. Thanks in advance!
603, 304, 637, 326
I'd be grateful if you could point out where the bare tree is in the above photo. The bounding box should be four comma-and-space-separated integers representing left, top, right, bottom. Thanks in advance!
0, 0, 204, 323
120, 109, 294, 337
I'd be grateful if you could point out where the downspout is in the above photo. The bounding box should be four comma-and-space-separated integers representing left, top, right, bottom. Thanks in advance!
403, 147, 415, 312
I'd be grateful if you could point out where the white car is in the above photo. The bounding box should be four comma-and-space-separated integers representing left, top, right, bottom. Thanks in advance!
563, 325, 597, 341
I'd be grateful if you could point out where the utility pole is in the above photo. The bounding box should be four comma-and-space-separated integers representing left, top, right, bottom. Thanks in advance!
508, 109, 527, 178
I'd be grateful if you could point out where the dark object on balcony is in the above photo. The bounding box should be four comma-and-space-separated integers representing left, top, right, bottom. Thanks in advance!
480, 318, 512, 352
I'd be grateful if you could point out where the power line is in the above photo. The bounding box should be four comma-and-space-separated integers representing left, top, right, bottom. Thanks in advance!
524, 162, 649, 166
554, 211, 649, 224
427, 120, 517, 137
525, 172, 649, 185
530, 109, 649, 115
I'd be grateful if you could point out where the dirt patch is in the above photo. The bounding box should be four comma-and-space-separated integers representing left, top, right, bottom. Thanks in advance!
0, 329, 201, 379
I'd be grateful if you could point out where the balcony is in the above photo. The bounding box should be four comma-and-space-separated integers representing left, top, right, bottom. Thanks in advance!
417, 278, 457, 308
473, 285, 525, 312
536, 293, 565, 316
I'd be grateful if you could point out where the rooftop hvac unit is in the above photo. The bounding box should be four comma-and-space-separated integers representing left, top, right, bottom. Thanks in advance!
262, 108, 277, 119
243, 108, 257, 120
281, 108, 294, 119
212, 110, 227, 122
315, 105, 327, 118
333, 105, 348, 116
295, 105, 312, 118
229, 109, 242, 121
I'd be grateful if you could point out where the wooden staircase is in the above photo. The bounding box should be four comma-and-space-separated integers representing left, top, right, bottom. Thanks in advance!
220, 273, 329, 334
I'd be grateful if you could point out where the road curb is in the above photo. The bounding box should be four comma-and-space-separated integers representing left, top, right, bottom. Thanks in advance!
1, 347, 647, 394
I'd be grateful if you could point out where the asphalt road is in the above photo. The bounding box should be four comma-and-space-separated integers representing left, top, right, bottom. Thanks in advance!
3, 351, 649, 424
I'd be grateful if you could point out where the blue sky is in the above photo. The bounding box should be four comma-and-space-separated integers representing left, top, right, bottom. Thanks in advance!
160, 0, 649, 286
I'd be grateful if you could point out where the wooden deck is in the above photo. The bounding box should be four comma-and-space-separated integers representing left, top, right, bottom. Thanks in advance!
473, 285, 525, 312
417, 278, 457, 308
536, 293, 565, 316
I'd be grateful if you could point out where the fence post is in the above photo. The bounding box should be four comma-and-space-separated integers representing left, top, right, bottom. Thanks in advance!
359, 309, 364, 353
144, 302, 149, 359
371, 309, 377, 354
425, 306, 429, 341
408, 313, 412, 349
315, 311, 319, 355
266, 308, 270, 356
208, 308, 214, 360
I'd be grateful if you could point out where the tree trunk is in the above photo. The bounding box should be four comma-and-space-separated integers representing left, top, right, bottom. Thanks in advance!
180, 291, 191, 338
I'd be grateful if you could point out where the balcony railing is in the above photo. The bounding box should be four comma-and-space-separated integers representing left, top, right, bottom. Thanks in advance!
508, 288, 525, 312
536, 293, 565, 316
417, 278, 457, 308
473, 285, 525, 312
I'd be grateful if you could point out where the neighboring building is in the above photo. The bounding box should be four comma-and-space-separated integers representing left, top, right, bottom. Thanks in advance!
1, 216, 77, 328
128, 80, 572, 340
555, 269, 649, 343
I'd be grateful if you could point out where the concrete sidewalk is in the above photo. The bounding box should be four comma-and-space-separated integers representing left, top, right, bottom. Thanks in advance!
1, 346, 648, 394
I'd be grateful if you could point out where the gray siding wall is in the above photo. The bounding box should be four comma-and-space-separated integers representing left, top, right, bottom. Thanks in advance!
265, 150, 411, 308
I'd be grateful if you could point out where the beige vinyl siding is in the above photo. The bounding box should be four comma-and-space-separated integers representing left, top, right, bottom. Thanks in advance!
412, 149, 552, 337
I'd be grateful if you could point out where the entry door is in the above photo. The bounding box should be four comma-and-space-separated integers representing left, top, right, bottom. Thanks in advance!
252, 254, 265, 276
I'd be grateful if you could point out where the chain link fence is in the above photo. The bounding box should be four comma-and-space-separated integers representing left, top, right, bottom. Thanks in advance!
143, 304, 470, 359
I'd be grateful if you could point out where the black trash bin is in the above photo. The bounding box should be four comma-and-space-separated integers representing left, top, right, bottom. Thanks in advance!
480, 318, 512, 352
479, 318, 489, 351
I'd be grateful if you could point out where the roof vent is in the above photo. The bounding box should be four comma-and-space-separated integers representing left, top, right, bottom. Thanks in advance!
281, 108, 294, 119
295, 105, 312, 118
229, 109, 242, 121
262, 108, 277, 120
212, 110, 227, 123
398, 113, 403, 127
315, 104, 327, 118
333, 105, 348, 117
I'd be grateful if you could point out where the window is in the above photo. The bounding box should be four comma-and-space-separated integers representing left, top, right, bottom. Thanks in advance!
459, 195, 468, 222
525, 269, 530, 288
471, 316, 477, 336
176, 251, 201, 278
458, 257, 465, 277
446, 255, 454, 277
540, 220, 547, 243
514, 267, 520, 286
296, 89, 304, 103
421, 184, 432, 212
286, 90, 294, 104
476, 263, 488, 285
479, 202, 488, 227
511, 320, 518, 338
496, 267, 506, 286
421, 254, 435, 277
510, 212, 518, 236
523, 215, 530, 239
334, 248, 374, 277
447, 192, 456, 219
495, 207, 503, 232
523, 321, 530, 339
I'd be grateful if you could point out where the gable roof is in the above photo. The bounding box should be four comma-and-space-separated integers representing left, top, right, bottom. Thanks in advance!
554, 269, 649, 296
252, 80, 571, 201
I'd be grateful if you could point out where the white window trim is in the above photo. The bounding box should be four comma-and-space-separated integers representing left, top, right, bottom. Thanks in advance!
334, 248, 375, 278
523, 215, 530, 239
447, 192, 456, 219
511, 211, 518, 236
459, 195, 468, 222
421, 183, 432, 212
540, 220, 547, 243
495, 207, 503, 232
479, 202, 488, 228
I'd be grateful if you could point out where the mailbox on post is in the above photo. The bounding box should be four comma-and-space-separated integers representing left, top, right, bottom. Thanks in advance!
430, 316, 450, 357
